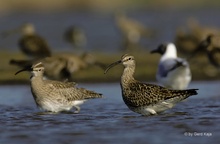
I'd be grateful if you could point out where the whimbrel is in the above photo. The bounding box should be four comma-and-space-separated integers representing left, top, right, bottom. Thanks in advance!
2, 23, 51, 58
151, 43, 192, 90
104, 54, 198, 116
115, 12, 154, 50
64, 26, 87, 50
198, 34, 220, 69
15, 62, 103, 113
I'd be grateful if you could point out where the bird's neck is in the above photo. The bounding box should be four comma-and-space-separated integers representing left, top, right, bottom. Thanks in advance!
161, 48, 177, 61
23, 26, 35, 36
30, 74, 45, 101
121, 65, 135, 86
30, 74, 44, 84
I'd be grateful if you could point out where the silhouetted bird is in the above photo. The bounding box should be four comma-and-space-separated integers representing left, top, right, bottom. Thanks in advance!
115, 12, 155, 51
197, 34, 220, 69
63, 26, 87, 50
175, 18, 220, 56
2, 23, 51, 58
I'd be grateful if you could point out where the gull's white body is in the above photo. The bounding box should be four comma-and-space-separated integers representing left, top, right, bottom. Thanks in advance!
156, 43, 191, 90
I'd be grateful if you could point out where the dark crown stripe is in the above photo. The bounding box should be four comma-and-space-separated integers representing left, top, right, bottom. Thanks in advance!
33, 62, 44, 68
121, 53, 130, 59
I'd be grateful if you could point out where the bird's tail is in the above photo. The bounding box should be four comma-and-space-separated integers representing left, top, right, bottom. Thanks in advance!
172, 88, 198, 98
165, 89, 198, 104
184, 89, 198, 96
79, 88, 103, 99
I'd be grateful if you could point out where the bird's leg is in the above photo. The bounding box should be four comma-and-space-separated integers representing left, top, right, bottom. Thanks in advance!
36, 111, 59, 115
145, 108, 157, 115
73, 106, 81, 113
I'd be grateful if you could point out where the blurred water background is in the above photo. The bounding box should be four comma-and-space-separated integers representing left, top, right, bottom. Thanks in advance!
0, 0, 220, 53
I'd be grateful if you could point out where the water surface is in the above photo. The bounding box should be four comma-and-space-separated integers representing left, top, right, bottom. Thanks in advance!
0, 81, 219, 144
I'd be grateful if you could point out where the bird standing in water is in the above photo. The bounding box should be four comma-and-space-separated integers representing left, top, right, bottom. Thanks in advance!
104, 54, 198, 116
15, 62, 103, 113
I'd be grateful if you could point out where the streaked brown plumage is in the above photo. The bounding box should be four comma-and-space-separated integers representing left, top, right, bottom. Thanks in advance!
15, 62, 103, 113
105, 54, 198, 116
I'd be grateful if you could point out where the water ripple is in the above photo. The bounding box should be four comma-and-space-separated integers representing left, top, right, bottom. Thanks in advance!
0, 83, 220, 144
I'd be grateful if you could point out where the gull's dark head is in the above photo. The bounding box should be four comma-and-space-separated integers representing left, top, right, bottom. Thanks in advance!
150, 44, 167, 55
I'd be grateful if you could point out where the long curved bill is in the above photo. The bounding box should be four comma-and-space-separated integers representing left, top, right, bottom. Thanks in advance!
15, 67, 32, 75
104, 60, 121, 74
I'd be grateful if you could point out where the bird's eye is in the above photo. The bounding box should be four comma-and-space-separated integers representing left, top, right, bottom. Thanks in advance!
39, 69, 41, 71
128, 58, 131, 60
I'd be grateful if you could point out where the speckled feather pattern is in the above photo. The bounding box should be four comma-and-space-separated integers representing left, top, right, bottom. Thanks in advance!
31, 78, 102, 105
20, 62, 103, 112
105, 54, 198, 115
121, 80, 197, 108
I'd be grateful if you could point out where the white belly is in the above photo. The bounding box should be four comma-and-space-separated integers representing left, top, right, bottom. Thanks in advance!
38, 100, 86, 113
157, 66, 191, 90
72, 100, 86, 106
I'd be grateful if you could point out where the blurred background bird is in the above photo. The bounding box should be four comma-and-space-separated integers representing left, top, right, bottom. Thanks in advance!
175, 18, 220, 56
2, 23, 52, 59
63, 25, 87, 53
196, 34, 220, 70
10, 52, 106, 81
115, 11, 155, 51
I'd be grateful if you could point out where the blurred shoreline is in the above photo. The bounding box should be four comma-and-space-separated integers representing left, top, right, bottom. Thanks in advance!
1, 50, 220, 85
0, 0, 220, 14
1, 1, 220, 85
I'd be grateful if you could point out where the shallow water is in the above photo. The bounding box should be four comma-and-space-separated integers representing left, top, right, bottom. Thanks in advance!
0, 81, 220, 144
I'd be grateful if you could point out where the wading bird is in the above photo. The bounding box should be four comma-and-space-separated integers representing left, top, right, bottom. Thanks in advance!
104, 54, 198, 116
15, 62, 103, 113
